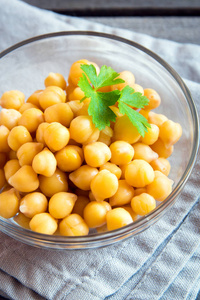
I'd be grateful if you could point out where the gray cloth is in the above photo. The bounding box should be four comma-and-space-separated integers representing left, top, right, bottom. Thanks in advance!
0, 0, 200, 299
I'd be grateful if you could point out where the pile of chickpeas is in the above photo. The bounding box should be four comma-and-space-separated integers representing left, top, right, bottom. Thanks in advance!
0, 59, 182, 236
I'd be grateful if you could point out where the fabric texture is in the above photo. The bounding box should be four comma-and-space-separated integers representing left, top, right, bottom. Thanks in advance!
0, 0, 200, 299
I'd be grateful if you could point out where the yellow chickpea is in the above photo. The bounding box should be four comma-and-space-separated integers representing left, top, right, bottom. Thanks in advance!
0, 188, 20, 218
68, 86, 85, 101
19, 192, 48, 218
134, 187, 147, 196
38, 86, 66, 110
72, 196, 90, 218
59, 213, 89, 236
113, 115, 141, 144
29, 212, 58, 235
19, 103, 39, 114
32, 147, 57, 177
159, 120, 182, 148
146, 171, 173, 201
83, 142, 111, 168
69, 165, 98, 191
120, 205, 137, 221
133, 143, 158, 163
98, 126, 113, 146
0, 169, 6, 190
131, 83, 144, 95
0, 125, 10, 152
151, 138, 174, 158
0, 90, 25, 110
69, 115, 96, 144
120, 162, 131, 179
68, 100, 84, 117
44, 72, 67, 90
17, 142, 44, 166
39, 168, 68, 197
44, 103, 74, 127
143, 88, 161, 110
83, 201, 111, 228
27, 90, 43, 108
4, 159, 21, 181
150, 157, 171, 176
14, 212, 31, 229
110, 141, 134, 165
131, 193, 156, 215
0, 152, 7, 168
141, 124, 159, 145
148, 111, 168, 127
44, 122, 70, 152
8, 150, 17, 160
35, 122, 49, 144
8, 125, 32, 151
90, 170, 119, 201
111, 71, 135, 91
55, 145, 83, 172
18, 108, 44, 133
99, 162, 122, 179
109, 180, 134, 207
0, 108, 21, 130
83, 128, 100, 145
49, 192, 77, 219
8, 165, 39, 193
125, 159, 155, 187
106, 207, 133, 231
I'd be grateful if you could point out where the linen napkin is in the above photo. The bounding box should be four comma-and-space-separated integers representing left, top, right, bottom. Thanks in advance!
0, 1, 200, 299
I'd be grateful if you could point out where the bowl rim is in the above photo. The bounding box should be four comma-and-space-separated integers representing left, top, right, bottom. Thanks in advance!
0, 31, 199, 249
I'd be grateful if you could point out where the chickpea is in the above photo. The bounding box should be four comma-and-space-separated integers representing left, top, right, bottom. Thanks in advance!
134, 187, 147, 196
59, 213, 89, 236
69, 115, 96, 144
8, 165, 39, 193
125, 159, 155, 187
17, 142, 44, 166
131, 193, 156, 215
18, 108, 44, 133
146, 171, 173, 201
8, 125, 32, 151
120, 162, 131, 179
55, 145, 83, 172
72, 196, 90, 218
0, 125, 10, 153
150, 157, 171, 176
0, 108, 21, 130
44, 72, 66, 90
98, 126, 113, 146
0, 90, 25, 110
27, 90, 43, 108
14, 212, 30, 229
49, 192, 77, 219
38, 86, 66, 110
29, 213, 58, 235
44, 103, 74, 127
133, 143, 158, 163
32, 147, 57, 177
0, 188, 20, 218
39, 168, 68, 197
0, 169, 6, 190
44, 122, 70, 152
8, 150, 17, 160
106, 207, 133, 231
83, 201, 111, 228
84, 142, 111, 168
69, 165, 98, 191
148, 111, 168, 127
19, 192, 48, 218
159, 120, 182, 148
99, 162, 122, 179
151, 138, 174, 158
109, 180, 134, 206
113, 115, 141, 144
0, 152, 7, 168
143, 88, 161, 110
36, 122, 49, 144
141, 124, 159, 145
19, 103, 39, 114
68, 100, 84, 117
111, 71, 135, 91
131, 83, 144, 95
90, 170, 118, 201
4, 159, 20, 181
110, 141, 134, 165
68, 86, 85, 101
120, 205, 137, 221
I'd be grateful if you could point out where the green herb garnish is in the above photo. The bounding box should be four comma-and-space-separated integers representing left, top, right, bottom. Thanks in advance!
78, 64, 150, 136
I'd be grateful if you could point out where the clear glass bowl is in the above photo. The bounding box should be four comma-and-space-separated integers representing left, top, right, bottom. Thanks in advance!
0, 31, 199, 249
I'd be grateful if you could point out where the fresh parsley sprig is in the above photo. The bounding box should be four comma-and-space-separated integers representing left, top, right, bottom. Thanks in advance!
78, 64, 150, 136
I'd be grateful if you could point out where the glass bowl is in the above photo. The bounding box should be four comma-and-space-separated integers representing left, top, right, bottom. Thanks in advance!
0, 31, 199, 249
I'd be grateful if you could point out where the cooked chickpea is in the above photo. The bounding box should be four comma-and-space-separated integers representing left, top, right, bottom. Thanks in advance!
26, 90, 43, 108
120, 205, 137, 221
125, 159, 155, 187
72, 196, 90, 218
69, 165, 98, 191
68, 86, 85, 101
55, 145, 83, 172
98, 126, 113, 146
19, 192, 48, 218
113, 115, 141, 144
0, 188, 20, 218
151, 138, 174, 158
141, 124, 159, 145
110, 141, 134, 165
38, 86, 66, 110
14, 212, 30, 229
59, 213, 89, 236
90, 170, 118, 201
131, 193, 156, 215
44, 122, 70, 152
17, 142, 44, 166
44, 72, 66, 90
32, 147, 57, 177
44, 103, 73, 127
133, 143, 158, 163
18, 108, 44, 133
146, 171, 173, 201
8, 165, 39, 193
106, 207, 133, 231
39, 168, 68, 197
67, 100, 84, 117
111, 71, 135, 91
150, 157, 171, 176
8, 125, 32, 151
36, 122, 49, 144
144, 88, 161, 110
49, 192, 77, 219
29, 212, 58, 235
84, 142, 111, 167
99, 162, 122, 179
148, 111, 168, 127
4, 159, 20, 181
109, 180, 134, 207
131, 83, 144, 95
19, 103, 39, 113
0, 108, 21, 130
159, 120, 182, 148
83, 201, 111, 228
0, 90, 25, 110
8, 150, 17, 160
0, 169, 6, 190
134, 187, 147, 196
0, 125, 10, 152
120, 162, 131, 179
69, 115, 96, 144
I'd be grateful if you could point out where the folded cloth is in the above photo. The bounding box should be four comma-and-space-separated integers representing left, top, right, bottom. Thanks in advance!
0, 1, 200, 299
